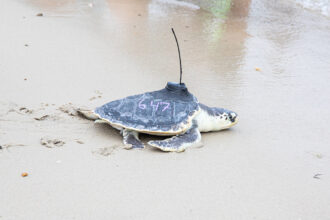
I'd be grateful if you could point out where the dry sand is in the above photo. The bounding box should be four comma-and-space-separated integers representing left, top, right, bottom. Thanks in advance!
1, 0, 330, 219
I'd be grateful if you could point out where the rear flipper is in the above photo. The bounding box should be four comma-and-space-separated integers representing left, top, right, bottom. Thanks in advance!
123, 129, 145, 149
148, 125, 201, 152
77, 108, 99, 120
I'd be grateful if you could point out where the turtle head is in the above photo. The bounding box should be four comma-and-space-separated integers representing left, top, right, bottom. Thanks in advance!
197, 103, 238, 132
212, 107, 238, 129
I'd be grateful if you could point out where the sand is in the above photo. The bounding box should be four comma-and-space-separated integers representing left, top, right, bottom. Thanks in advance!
1, 0, 330, 219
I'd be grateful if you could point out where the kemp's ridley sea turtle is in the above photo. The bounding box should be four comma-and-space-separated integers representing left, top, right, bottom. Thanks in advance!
79, 29, 238, 152
79, 82, 238, 152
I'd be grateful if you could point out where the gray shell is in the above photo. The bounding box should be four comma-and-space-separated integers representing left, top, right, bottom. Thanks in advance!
94, 82, 200, 135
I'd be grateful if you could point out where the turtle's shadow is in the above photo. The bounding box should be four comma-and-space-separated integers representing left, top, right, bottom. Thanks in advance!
139, 134, 171, 153
139, 133, 168, 142
93, 123, 168, 146
93, 123, 122, 140
92, 122, 236, 152
90, 123, 212, 153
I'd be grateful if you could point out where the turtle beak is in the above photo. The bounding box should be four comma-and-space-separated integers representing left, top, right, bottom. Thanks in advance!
228, 112, 238, 123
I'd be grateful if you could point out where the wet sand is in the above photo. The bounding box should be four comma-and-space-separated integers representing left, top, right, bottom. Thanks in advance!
1, 0, 330, 219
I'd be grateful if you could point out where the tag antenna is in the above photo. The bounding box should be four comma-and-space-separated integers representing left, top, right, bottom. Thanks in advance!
171, 28, 182, 84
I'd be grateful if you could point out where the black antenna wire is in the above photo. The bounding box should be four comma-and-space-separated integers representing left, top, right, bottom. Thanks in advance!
171, 28, 182, 84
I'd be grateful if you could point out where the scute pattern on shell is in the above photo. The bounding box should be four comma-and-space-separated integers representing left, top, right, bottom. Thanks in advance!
94, 83, 199, 134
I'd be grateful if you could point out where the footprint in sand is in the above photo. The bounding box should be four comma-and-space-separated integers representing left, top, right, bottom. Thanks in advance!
58, 103, 79, 116
92, 145, 121, 156
0, 143, 26, 149
89, 90, 103, 101
40, 137, 65, 148
34, 115, 50, 121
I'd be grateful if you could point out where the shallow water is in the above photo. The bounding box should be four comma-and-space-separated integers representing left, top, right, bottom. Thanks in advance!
295, 0, 329, 16
1, 0, 330, 219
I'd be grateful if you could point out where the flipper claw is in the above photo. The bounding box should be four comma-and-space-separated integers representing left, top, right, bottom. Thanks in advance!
123, 129, 144, 149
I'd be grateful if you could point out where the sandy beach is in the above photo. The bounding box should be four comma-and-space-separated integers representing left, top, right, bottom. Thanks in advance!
1, 0, 330, 219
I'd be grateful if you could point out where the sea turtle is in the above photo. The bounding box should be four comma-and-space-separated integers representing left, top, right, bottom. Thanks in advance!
79, 81, 238, 152
79, 28, 239, 152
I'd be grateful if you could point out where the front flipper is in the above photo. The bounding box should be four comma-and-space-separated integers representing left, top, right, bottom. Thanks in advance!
148, 126, 201, 152
123, 129, 145, 149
